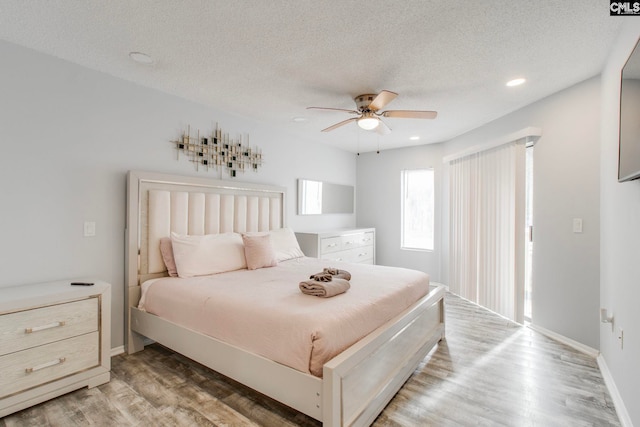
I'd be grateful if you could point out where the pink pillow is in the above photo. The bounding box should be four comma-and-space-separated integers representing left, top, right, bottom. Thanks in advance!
242, 233, 278, 270
159, 237, 178, 277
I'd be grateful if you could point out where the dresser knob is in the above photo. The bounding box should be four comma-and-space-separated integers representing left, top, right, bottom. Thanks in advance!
25, 357, 66, 374
24, 321, 66, 334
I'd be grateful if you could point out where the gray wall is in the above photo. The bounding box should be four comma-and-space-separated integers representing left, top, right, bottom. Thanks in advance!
356, 144, 444, 281
600, 22, 640, 426
358, 77, 602, 349
445, 77, 602, 349
0, 40, 356, 349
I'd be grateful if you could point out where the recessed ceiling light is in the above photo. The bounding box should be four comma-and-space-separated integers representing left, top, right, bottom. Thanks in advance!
292, 116, 308, 123
129, 51, 154, 65
410, 136, 420, 141
506, 78, 526, 87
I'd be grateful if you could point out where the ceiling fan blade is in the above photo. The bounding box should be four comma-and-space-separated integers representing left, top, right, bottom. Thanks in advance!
374, 119, 391, 135
321, 117, 357, 132
382, 110, 438, 119
369, 90, 398, 111
307, 107, 359, 114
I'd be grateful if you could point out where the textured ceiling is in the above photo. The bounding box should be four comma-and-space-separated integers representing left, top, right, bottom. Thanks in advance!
0, 1, 624, 152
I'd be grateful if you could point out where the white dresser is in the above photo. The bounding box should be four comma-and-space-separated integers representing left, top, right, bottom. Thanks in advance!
295, 228, 375, 264
0, 280, 111, 417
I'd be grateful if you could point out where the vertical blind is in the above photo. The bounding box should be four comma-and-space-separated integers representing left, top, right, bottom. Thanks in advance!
449, 141, 526, 322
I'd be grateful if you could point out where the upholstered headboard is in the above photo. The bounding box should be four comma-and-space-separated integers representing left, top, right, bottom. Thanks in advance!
125, 170, 286, 350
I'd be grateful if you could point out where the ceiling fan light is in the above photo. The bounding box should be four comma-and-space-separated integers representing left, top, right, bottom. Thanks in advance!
357, 116, 379, 130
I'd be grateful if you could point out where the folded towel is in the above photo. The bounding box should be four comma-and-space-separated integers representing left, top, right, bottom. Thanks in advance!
309, 272, 333, 282
323, 267, 352, 281
299, 278, 351, 297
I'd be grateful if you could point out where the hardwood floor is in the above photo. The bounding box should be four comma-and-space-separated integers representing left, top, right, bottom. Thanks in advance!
1, 293, 621, 426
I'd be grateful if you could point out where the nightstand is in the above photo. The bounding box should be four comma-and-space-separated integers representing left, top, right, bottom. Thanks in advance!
0, 280, 111, 417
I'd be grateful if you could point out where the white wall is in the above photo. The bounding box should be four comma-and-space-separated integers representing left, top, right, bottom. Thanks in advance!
600, 22, 640, 427
0, 40, 357, 349
356, 144, 443, 281
359, 77, 602, 349
484, 81, 600, 346
443, 77, 602, 349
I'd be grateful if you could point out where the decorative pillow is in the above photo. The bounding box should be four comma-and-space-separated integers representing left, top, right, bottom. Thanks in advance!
242, 233, 278, 270
170, 232, 247, 278
269, 228, 305, 262
159, 237, 178, 277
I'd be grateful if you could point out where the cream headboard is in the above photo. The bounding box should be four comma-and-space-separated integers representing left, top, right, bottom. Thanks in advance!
125, 170, 286, 351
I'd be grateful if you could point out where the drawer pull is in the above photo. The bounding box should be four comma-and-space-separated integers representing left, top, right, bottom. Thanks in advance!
25, 321, 66, 334
25, 357, 66, 374
358, 253, 367, 257
327, 243, 338, 248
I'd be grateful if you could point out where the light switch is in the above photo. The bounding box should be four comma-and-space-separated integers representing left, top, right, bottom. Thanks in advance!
572, 218, 583, 233
84, 221, 96, 237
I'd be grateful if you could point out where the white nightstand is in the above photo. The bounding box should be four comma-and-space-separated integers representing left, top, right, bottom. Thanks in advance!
0, 279, 111, 417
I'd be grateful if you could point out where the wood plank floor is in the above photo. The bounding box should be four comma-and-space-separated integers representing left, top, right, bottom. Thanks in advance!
1, 293, 621, 426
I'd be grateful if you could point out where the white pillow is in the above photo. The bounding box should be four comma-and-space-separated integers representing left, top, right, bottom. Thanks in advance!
269, 228, 305, 262
170, 232, 247, 278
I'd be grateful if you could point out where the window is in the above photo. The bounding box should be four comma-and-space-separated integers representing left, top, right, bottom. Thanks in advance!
401, 169, 434, 250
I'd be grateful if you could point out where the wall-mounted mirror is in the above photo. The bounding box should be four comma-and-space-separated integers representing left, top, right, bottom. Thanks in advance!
619, 38, 640, 182
298, 179, 354, 215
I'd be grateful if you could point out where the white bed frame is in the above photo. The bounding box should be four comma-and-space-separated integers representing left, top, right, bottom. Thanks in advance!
125, 170, 445, 427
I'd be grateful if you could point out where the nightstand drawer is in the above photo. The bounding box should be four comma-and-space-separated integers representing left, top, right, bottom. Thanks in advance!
0, 298, 98, 356
0, 332, 99, 398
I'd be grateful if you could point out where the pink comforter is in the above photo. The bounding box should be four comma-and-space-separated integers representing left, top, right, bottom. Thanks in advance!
139, 257, 430, 377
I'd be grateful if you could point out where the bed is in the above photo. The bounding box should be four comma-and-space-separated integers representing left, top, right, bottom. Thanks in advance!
125, 170, 445, 427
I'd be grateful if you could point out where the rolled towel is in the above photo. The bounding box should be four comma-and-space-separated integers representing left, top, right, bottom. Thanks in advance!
309, 272, 333, 282
299, 278, 351, 298
323, 267, 352, 281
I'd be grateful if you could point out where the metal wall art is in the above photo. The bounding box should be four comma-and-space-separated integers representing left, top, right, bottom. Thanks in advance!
172, 124, 263, 177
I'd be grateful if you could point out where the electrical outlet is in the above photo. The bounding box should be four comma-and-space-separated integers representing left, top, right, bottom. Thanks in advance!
573, 218, 583, 233
84, 221, 96, 237
617, 328, 624, 350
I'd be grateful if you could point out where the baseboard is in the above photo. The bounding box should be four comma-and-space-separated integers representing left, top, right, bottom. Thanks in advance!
597, 355, 633, 427
527, 324, 600, 358
110, 345, 125, 357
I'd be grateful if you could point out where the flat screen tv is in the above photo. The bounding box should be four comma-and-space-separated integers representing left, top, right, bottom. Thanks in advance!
619, 38, 640, 182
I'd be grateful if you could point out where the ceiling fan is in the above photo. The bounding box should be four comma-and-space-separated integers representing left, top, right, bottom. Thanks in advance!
307, 90, 437, 135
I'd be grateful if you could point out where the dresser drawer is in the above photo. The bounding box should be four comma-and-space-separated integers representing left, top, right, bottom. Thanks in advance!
320, 251, 348, 262
320, 247, 374, 264
345, 246, 374, 264
320, 237, 342, 254
295, 228, 375, 264
358, 231, 375, 247
0, 332, 99, 398
0, 298, 98, 356
340, 233, 360, 250
342, 232, 375, 249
